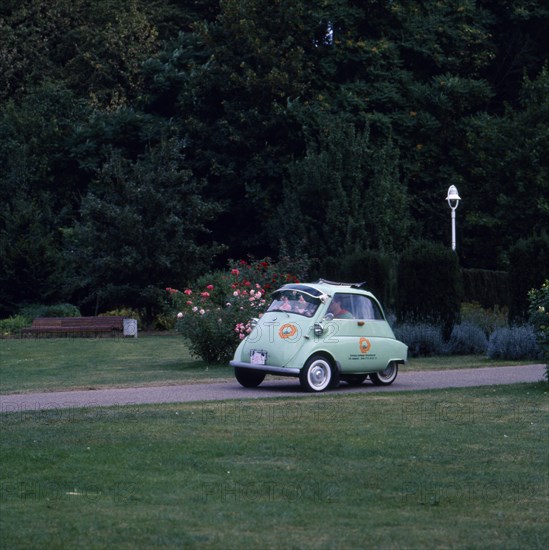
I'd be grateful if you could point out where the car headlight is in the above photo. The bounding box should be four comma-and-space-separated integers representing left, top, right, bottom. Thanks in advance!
313, 322, 324, 337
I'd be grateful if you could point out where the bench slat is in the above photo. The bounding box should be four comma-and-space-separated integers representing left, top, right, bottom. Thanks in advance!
21, 316, 126, 337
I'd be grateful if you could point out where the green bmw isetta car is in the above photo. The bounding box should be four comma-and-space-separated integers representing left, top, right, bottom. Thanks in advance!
230, 280, 408, 392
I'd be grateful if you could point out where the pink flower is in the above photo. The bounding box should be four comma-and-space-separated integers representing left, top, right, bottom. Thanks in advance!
184, 289, 192, 295
206, 284, 214, 290
201, 292, 210, 298
231, 269, 240, 276
177, 312, 183, 319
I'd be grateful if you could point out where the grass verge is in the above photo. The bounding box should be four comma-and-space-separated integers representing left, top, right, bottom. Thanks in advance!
1, 383, 547, 549
0, 336, 226, 394
0, 335, 537, 394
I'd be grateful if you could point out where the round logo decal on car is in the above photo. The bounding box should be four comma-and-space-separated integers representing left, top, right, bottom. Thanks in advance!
359, 337, 371, 353
279, 323, 298, 339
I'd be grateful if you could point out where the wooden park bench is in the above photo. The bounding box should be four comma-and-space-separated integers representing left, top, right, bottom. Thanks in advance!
21, 316, 125, 338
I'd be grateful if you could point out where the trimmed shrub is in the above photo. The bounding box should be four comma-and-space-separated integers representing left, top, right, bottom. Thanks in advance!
460, 302, 508, 336
0, 315, 30, 337
100, 308, 142, 328
340, 250, 394, 308
528, 280, 549, 380
487, 325, 542, 360
508, 236, 549, 322
445, 322, 488, 355
394, 323, 445, 357
19, 303, 81, 318
396, 240, 463, 339
461, 268, 509, 308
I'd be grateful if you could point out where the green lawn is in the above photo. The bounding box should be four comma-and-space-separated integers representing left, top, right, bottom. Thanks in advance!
0, 336, 228, 394
1, 383, 547, 549
0, 335, 536, 394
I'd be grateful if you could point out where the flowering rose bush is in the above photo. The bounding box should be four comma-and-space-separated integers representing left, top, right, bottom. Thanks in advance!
166, 257, 305, 364
528, 280, 549, 380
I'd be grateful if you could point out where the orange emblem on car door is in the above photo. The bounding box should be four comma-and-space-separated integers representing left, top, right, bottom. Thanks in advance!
279, 323, 298, 339
359, 337, 371, 353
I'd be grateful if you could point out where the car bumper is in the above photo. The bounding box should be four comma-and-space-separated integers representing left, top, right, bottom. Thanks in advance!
230, 361, 300, 377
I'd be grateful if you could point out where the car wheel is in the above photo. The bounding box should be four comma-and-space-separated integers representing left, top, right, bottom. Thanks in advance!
343, 374, 367, 386
300, 355, 334, 392
370, 362, 398, 385
234, 367, 266, 388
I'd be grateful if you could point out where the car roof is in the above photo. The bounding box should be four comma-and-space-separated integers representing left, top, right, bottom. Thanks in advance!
275, 279, 377, 299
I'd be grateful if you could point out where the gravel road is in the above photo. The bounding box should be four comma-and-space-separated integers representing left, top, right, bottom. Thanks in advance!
0, 364, 545, 413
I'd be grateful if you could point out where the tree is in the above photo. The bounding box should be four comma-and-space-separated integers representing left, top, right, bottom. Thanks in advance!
0, 0, 163, 109
0, 83, 90, 315
462, 66, 549, 268
271, 116, 411, 262
68, 139, 223, 323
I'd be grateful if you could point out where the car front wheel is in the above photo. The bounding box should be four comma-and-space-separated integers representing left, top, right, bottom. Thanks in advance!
369, 362, 398, 386
300, 355, 334, 392
235, 367, 266, 388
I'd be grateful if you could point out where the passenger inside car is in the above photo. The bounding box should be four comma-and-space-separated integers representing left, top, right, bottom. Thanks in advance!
328, 295, 354, 319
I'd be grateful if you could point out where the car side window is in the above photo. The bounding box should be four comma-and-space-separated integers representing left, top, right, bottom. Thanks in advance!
350, 295, 384, 320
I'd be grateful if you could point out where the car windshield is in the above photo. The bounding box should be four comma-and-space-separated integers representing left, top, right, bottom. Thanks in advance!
266, 289, 321, 317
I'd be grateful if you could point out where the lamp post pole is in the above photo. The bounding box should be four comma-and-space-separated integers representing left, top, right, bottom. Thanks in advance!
446, 186, 461, 251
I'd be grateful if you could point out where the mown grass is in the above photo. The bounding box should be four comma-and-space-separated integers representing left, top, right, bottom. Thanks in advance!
0, 336, 227, 394
0, 335, 537, 395
1, 383, 547, 549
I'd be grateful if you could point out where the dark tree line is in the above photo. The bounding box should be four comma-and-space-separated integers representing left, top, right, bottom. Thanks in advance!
0, 0, 547, 319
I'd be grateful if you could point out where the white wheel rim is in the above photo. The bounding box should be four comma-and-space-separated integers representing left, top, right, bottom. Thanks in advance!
307, 360, 331, 391
377, 363, 397, 383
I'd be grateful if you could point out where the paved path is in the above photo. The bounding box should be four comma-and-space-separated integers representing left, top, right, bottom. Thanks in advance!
0, 364, 545, 413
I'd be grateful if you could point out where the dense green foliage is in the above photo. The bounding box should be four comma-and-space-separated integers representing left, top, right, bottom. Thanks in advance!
396, 240, 463, 338
461, 268, 509, 308
528, 280, 549, 379
1, 0, 547, 319
508, 236, 549, 322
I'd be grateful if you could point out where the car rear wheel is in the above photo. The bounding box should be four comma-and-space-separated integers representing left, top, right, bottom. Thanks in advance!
370, 362, 398, 385
234, 367, 266, 388
300, 355, 334, 392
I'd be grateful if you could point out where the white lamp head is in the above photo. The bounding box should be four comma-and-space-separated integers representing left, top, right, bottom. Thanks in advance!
446, 185, 461, 209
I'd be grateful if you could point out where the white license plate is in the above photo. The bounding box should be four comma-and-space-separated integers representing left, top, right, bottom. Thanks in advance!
250, 350, 267, 365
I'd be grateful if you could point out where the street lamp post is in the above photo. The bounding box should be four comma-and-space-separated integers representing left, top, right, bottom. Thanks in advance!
446, 185, 461, 251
